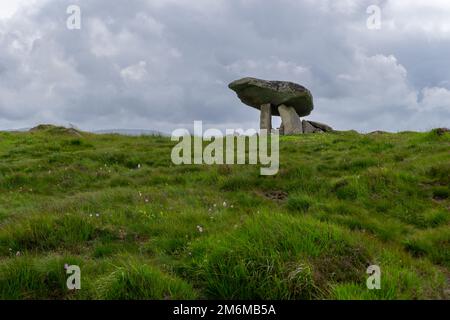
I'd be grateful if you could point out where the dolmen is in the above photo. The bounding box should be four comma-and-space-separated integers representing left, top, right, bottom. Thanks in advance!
229, 77, 333, 135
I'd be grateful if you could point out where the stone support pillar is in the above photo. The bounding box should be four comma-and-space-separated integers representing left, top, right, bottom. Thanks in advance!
278, 105, 303, 134
260, 103, 272, 132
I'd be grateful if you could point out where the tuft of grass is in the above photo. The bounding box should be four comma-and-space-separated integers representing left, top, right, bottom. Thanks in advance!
287, 194, 312, 213
96, 260, 197, 300
432, 186, 449, 200
333, 178, 366, 201
185, 213, 371, 299
0, 214, 113, 254
403, 226, 450, 268
0, 255, 85, 299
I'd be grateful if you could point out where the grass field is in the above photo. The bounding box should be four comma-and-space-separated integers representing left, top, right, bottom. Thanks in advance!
0, 125, 449, 300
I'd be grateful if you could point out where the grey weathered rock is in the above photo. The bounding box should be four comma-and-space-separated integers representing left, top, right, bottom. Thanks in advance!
228, 77, 314, 117
278, 105, 303, 134
260, 103, 272, 131
308, 121, 333, 132
434, 128, 449, 136
302, 120, 334, 134
279, 122, 285, 135
302, 120, 317, 133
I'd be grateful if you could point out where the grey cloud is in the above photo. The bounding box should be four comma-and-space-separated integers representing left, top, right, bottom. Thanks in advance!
0, 0, 449, 132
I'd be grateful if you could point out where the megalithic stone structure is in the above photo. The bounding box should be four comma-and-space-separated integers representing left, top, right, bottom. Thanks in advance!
228, 77, 333, 134
228, 77, 314, 135
278, 105, 303, 134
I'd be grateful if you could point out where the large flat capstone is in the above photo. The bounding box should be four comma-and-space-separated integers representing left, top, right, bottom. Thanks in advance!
228, 77, 314, 117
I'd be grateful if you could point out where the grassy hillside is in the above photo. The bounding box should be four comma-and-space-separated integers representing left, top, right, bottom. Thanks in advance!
0, 126, 449, 300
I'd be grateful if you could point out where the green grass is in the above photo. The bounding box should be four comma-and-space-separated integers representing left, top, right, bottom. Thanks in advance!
0, 126, 449, 300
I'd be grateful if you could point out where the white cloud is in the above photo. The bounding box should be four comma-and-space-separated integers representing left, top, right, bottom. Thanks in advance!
421, 87, 450, 110
0, 1, 27, 19
121, 61, 148, 82
384, 0, 450, 37
88, 19, 121, 57
0, 0, 47, 19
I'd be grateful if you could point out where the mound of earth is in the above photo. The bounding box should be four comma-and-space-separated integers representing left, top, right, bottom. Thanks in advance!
30, 124, 83, 137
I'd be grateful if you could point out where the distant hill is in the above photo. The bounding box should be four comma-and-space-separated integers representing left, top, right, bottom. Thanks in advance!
2, 126, 168, 137
93, 129, 168, 136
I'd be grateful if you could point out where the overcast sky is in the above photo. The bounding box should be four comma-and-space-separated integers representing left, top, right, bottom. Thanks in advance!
0, 0, 449, 132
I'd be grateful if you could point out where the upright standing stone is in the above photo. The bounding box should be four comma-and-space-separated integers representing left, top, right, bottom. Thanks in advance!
279, 122, 285, 135
260, 103, 272, 131
278, 105, 303, 134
